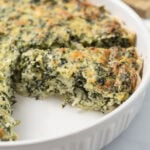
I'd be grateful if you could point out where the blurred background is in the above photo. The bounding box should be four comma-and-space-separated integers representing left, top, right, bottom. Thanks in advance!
123, 0, 150, 31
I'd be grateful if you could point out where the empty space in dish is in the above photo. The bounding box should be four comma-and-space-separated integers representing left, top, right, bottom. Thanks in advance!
13, 95, 103, 140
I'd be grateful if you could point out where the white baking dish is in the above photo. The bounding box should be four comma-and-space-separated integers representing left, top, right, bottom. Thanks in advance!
0, 0, 150, 150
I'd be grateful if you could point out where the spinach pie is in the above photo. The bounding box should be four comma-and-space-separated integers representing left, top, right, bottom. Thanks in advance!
0, 0, 142, 141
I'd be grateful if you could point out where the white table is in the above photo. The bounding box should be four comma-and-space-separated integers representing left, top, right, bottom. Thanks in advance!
103, 20, 150, 150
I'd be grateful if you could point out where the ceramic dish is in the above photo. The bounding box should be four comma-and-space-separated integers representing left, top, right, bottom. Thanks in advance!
0, 0, 150, 150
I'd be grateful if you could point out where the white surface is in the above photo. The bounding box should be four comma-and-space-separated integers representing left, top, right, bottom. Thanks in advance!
13, 95, 103, 140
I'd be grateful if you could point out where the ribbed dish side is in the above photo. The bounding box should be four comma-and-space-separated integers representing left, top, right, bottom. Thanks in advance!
51, 109, 137, 150
98, 110, 135, 149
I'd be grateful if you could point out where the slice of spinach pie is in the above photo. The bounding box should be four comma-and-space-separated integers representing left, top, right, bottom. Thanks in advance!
15, 47, 142, 113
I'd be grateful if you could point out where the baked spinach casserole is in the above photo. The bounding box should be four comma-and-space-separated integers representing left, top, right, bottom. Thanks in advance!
0, 0, 143, 141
